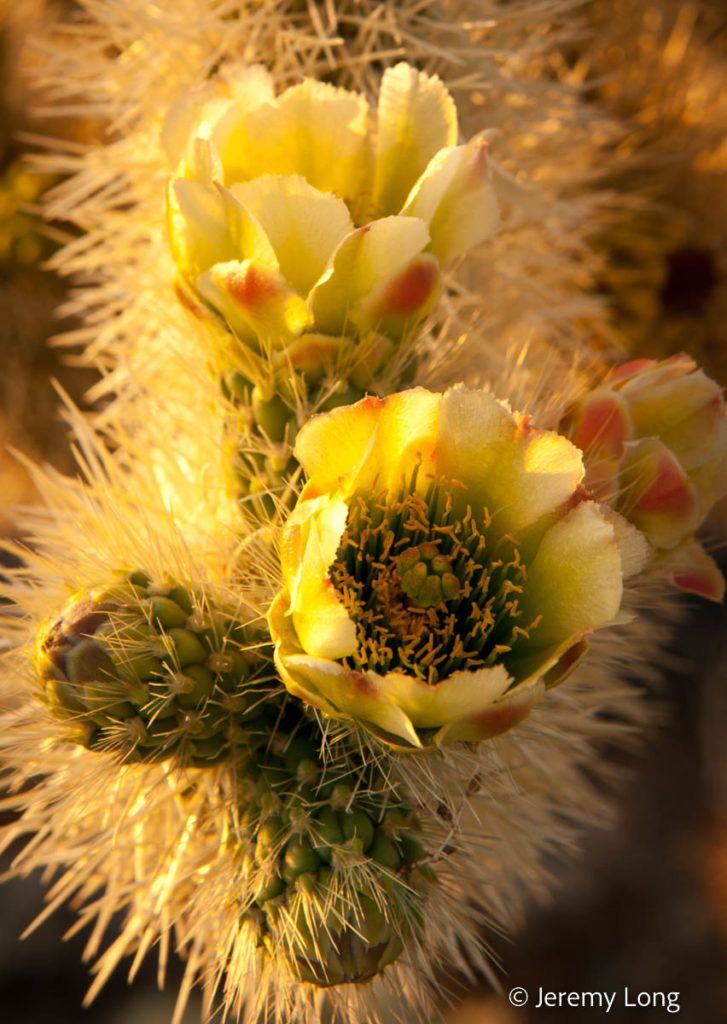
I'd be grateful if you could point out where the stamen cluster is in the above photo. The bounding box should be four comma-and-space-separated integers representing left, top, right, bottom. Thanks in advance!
330, 479, 537, 685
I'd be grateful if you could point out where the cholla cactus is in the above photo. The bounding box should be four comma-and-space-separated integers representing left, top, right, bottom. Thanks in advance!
562, 353, 727, 601
1, 3, 724, 1024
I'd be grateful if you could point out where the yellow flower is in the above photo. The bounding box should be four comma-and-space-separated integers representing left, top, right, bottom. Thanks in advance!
562, 353, 727, 601
164, 63, 498, 357
268, 387, 626, 749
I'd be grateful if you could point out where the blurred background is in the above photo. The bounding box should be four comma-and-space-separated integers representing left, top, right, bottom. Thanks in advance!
1, 1, 727, 1021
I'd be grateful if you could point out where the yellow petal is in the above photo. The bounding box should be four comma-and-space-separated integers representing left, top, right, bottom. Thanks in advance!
294, 389, 441, 497
618, 437, 701, 549
308, 216, 430, 336
380, 664, 511, 728
281, 655, 422, 747
196, 259, 310, 346
231, 174, 353, 295
170, 178, 276, 281
402, 135, 499, 264
652, 539, 726, 602
433, 678, 545, 744
215, 79, 371, 201
358, 254, 441, 338
373, 63, 457, 217
281, 492, 357, 660
162, 77, 234, 169
516, 500, 623, 651
436, 386, 584, 549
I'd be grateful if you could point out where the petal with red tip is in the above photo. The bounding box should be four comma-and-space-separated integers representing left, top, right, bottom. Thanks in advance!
618, 438, 701, 549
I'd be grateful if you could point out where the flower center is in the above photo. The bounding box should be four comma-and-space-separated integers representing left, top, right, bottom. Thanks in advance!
329, 475, 540, 684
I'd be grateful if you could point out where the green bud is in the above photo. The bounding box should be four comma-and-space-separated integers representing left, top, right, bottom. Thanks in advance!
370, 832, 402, 871
340, 809, 375, 851
252, 382, 290, 443
165, 628, 207, 668
281, 838, 321, 884
148, 595, 189, 629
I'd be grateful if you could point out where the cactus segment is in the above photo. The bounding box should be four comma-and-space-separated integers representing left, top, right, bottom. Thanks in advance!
226, 715, 435, 986
35, 572, 276, 765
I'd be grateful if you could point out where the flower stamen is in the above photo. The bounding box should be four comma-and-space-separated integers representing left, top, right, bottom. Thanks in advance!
329, 479, 538, 685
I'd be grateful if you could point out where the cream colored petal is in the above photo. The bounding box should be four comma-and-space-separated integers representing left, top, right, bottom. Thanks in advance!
380, 664, 511, 728
516, 501, 623, 651
185, 132, 224, 187
162, 78, 233, 169
618, 437, 701, 549
294, 389, 441, 497
433, 678, 545, 745
308, 216, 430, 337
279, 493, 357, 660
687, 417, 727, 513
231, 174, 354, 295
436, 386, 584, 549
373, 63, 457, 217
215, 79, 371, 200
196, 259, 310, 346
282, 655, 422, 747
222, 63, 276, 112
170, 178, 277, 281
599, 506, 651, 580
358, 254, 441, 339
268, 590, 343, 718
651, 539, 726, 602
401, 135, 499, 264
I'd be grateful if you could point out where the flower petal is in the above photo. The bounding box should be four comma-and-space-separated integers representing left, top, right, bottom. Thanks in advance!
433, 678, 545, 745
196, 259, 310, 346
215, 79, 371, 202
308, 216, 431, 337
231, 174, 353, 296
401, 135, 499, 263
169, 178, 275, 282
436, 386, 584, 549
281, 654, 422, 748
567, 390, 632, 462
380, 664, 512, 728
618, 437, 701, 549
294, 389, 441, 497
279, 491, 357, 660
651, 539, 726, 602
358, 254, 440, 338
514, 500, 623, 653
373, 63, 457, 217
621, 361, 725, 473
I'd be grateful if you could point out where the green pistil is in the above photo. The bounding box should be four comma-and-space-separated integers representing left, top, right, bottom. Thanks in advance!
329, 478, 539, 685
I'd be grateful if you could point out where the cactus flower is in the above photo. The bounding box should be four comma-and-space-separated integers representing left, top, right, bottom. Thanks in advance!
164, 62, 498, 359
562, 353, 727, 600
268, 387, 626, 749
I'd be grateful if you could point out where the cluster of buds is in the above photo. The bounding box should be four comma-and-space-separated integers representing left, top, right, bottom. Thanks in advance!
35, 571, 274, 765
562, 353, 727, 601
164, 62, 498, 505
